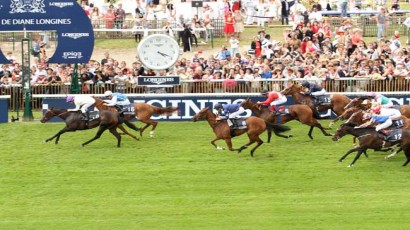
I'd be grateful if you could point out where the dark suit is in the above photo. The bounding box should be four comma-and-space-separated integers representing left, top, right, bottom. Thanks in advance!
281, 0, 290, 25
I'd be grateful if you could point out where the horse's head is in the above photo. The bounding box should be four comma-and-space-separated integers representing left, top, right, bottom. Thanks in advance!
40, 108, 58, 123
92, 97, 106, 109
240, 98, 256, 110
192, 107, 214, 122
345, 110, 369, 125
332, 123, 356, 141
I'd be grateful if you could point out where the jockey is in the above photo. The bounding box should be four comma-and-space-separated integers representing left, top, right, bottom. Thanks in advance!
368, 92, 393, 108
103, 90, 130, 113
300, 81, 328, 119
214, 103, 245, 129
66, 95, 96, 120
257, 89, 287, 113
357, 105, 402, 134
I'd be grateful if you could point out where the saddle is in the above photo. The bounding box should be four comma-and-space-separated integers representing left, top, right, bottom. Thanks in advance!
378, 128, 402, 142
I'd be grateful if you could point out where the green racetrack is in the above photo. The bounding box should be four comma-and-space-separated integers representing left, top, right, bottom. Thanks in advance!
1, 120, 410, 229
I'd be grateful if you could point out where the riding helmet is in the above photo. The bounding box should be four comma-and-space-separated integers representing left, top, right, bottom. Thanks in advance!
104, 90, 113, 97
214, 103, 223, 110
301, 81, 310, 88
261, 89, 269, 95
368, 92, 377, 98
66, 95, 74, 102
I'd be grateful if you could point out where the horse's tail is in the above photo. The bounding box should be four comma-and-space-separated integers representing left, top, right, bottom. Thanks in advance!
154, 106, 179, 116
265, 121, 291, 133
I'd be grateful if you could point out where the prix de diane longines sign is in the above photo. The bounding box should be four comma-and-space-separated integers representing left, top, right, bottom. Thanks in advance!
0, 0, 94, 64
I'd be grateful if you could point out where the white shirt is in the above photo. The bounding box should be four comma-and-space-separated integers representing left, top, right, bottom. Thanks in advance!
69, 95, 96, 111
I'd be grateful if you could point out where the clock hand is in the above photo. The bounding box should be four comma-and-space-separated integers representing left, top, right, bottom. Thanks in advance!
157, 51, 171, 58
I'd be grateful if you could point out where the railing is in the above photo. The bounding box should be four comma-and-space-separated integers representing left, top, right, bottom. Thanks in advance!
3, 77, 410, 110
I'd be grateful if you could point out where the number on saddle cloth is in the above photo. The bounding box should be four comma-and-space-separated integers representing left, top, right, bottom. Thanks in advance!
122, 105, 135, 114
392, 119, 404, 128
88, 111, 99, 121
314, 95, 330, 106
383, 129, 403, 142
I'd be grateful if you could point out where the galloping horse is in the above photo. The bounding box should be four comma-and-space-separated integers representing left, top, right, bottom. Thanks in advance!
240, 99, 331, 140
332, 123, 410, 167
281, 83, 351, 125
192, 107, 290, 157
40, 108, 139, 147
93, 97, 178, 137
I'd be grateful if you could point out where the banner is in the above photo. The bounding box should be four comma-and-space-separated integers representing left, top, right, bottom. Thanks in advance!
137, 76, 180, 86
0, 0, 94, 64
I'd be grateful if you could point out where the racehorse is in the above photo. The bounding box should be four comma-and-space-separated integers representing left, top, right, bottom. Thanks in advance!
93, 97, 178, 138
240, 99, 331, 140
192, 107, 290, 157
332, 123, 410, 167
40, 108, 139, 147
281, 83, 351, 125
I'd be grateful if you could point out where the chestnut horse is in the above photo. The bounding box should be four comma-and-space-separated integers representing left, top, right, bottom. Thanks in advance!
192, 107, 290, 157
240, 99, 331, 140
332, 123, 410, 167
93, 97, 178, 138
40, 108, 139, 147
281, 83, 351, 125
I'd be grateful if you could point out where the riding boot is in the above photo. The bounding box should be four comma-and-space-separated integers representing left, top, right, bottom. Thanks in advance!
311, 107, 322, 120
229, 118, 236, 130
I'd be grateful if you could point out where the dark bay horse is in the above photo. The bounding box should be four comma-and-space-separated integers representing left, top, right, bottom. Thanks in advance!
332, 123, 410, 167
240, 99, 331, 140
281, 83, 351, 125
192, 107, 290, 157
40, 108, 139, 147
93, 97, 178, 138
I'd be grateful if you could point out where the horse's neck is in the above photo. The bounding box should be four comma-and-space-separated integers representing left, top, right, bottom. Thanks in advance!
206, 112, 219, 128
349, 127, 376, 137
52, 109, 69, 119
248, 105, 262, 117
291, 92, 310, 105
94, 99, 108, 110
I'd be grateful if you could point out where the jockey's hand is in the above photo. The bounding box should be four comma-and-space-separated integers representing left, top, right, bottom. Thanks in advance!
257, 101, 261, 104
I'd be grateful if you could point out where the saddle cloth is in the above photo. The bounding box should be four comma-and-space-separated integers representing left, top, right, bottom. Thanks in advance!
122, 104, 135, 115
230, 118, 247, 130
313, 95, 331, 106
380, 128, 402, 142
81, 111, 99, 121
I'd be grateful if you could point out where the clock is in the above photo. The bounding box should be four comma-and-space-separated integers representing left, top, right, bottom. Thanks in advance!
137, 34, 180, 70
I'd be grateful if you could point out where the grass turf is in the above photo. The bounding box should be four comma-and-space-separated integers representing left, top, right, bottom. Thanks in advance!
1, 120, 410, 229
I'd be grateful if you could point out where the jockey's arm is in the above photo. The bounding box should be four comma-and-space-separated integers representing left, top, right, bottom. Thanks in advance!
104, 96, 118, 106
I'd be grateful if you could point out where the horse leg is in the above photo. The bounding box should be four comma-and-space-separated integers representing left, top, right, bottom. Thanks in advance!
314, 123, 332, 137
349, 149, 366, 167
211, 137, 225, 150
124, 120, 141, 132
266, 127, 272, 143
308, 126, 314, 140
81, 125, 108, 147
109, 127, 122, 148
339, 146, 361, 162
118, 124, 139, 141
44, 127, 70, 144
139, 123, 151, 136
225, 138, 239, 152
386, 146, 402, 159
250, 137, 264, 157
148, 120, 158, 138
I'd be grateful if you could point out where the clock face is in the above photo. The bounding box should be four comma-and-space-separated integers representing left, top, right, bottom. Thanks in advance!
137, 34, 180, 70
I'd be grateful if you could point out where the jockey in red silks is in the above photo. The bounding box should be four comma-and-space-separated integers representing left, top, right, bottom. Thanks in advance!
257, 89, 287, 112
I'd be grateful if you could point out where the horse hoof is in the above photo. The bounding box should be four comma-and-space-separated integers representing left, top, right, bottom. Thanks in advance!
80, 144, 84, 148
288, 135, 293, 138
348, 164, 354, 168
43, 140, 47, 143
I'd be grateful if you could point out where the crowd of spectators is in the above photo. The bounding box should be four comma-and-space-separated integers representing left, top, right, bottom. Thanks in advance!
1, 0, 410, 95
